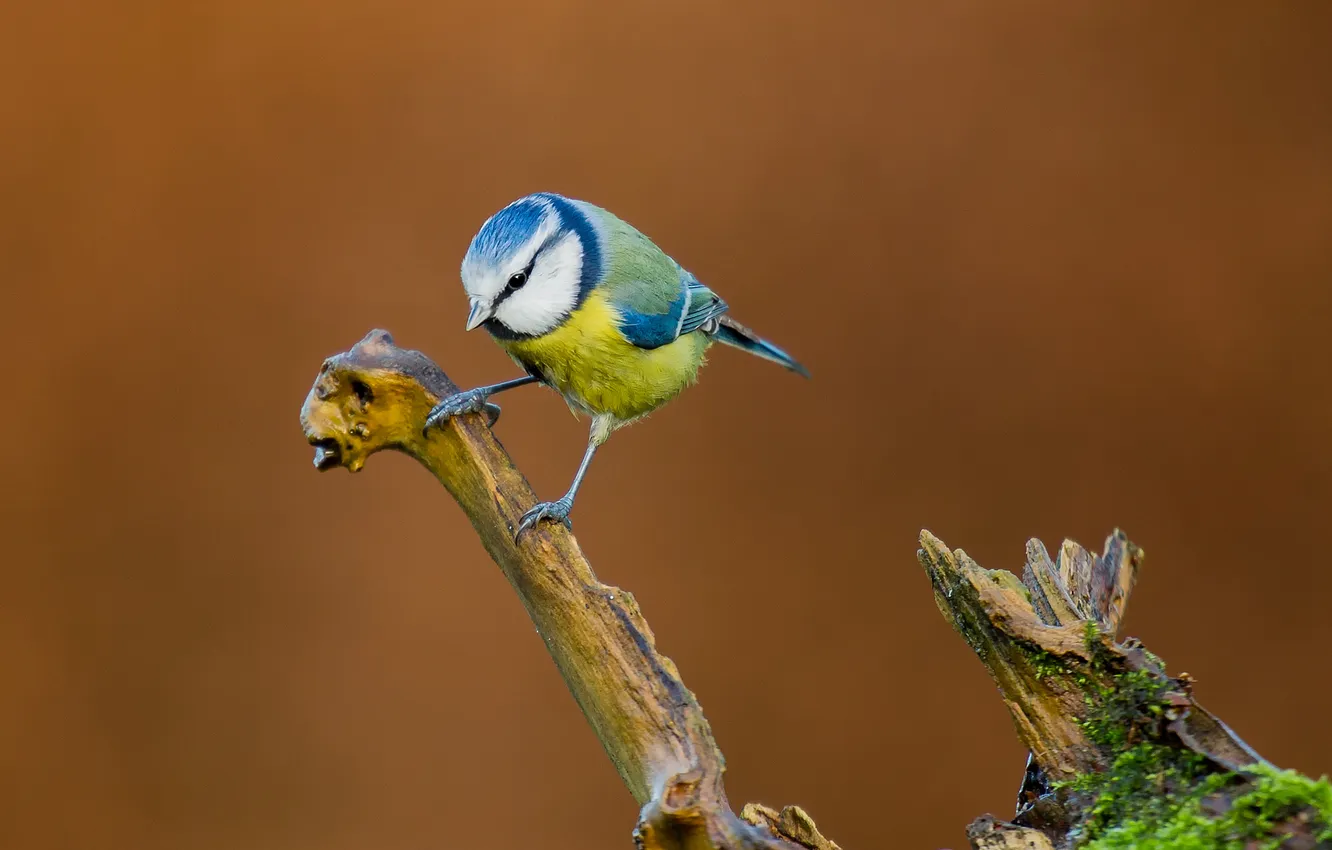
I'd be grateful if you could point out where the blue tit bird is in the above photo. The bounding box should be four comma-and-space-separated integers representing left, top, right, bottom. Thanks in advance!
422, 192, 809, 538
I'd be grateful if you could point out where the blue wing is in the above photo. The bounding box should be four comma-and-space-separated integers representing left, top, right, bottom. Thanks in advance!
615, 273, 729, 350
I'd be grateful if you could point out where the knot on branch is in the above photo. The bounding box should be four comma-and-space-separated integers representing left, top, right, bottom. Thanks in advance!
300, 329, 460, 473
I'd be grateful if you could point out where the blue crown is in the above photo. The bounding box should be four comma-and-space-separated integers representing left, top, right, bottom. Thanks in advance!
466, 195, 550, 269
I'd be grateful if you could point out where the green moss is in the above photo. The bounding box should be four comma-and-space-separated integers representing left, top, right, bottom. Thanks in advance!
1084, 620, 1102, 650
1022, 643, 1065, 682
1059, 742, 1215, 844
1078, 762, 1332, 849
1054, 640, 1332, 848
1073, 638, 1171, 752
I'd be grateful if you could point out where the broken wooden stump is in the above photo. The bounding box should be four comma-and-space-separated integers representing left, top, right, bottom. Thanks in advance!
920, 529, 1330, 849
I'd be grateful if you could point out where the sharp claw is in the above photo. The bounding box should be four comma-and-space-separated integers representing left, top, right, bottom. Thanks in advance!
422, 414, 446, 436
514, 518, 534, 542
514, 510, 545, 542
422, 390, 494, 436
514, 500, 574, 542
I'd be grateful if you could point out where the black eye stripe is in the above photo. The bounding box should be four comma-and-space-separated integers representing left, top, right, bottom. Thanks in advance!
493, 256, 536, 308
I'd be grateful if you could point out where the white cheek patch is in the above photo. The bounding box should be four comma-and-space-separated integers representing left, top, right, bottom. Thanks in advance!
460, 202, 562, 305
494, 232, 585, 336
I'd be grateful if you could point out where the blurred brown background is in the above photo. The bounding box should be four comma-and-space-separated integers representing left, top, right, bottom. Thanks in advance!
3, 2, 1331, 848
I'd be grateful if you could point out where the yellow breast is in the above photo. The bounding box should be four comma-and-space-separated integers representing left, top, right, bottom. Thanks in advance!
497, 289, 710, 423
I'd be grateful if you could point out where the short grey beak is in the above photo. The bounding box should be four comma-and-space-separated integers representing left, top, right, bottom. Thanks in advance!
465, 300, 494, 331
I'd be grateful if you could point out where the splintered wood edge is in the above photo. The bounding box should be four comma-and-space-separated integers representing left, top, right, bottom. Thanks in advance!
921, 528, 1270, 794
920, 531, 1103, 779
1022, 539, 1080, 628
1089, 529, 1142, 635
918, 531, 1091, 657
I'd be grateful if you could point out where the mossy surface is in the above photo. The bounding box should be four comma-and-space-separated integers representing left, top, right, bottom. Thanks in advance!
1076, 762, 1332, 849
1061, 742, 1214, 845
1022, 643, 1066, 682
1057, 630, 1332, 848
1074, 623, 1173, 753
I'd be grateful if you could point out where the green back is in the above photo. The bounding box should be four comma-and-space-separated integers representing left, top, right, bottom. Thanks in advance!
582, 203, 689, 316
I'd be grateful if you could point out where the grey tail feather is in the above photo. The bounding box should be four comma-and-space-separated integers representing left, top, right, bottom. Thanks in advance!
709, 315, 811, 378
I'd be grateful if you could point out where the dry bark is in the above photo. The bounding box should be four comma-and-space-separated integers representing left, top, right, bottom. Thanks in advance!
299, 330, 837, 850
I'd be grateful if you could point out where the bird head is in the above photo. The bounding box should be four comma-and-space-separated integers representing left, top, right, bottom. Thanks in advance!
459, 193, 600, 338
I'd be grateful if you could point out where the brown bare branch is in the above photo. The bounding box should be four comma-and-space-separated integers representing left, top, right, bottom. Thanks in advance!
299, 330, 833, 850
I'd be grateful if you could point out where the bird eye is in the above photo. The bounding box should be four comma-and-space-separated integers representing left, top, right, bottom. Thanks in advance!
507, 271, 528, 289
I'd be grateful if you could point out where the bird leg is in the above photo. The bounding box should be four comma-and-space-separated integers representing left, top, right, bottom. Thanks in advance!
516, 422, 606, 539
421, 374, 538, 434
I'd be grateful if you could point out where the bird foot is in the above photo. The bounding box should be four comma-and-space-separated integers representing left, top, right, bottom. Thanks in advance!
422, 389, 502, 434
516, 496, 574, 540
